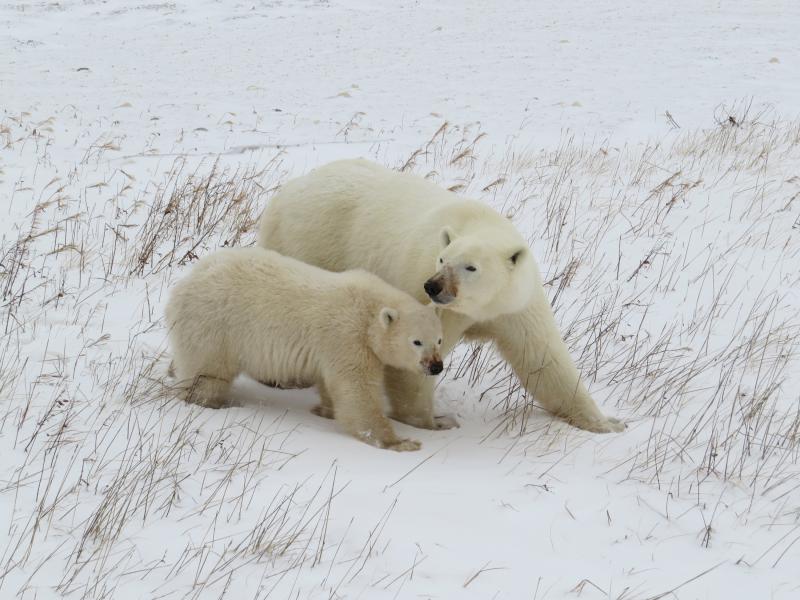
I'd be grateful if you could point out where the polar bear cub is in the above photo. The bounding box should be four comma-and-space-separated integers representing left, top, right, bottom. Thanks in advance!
165, 247, 443, 451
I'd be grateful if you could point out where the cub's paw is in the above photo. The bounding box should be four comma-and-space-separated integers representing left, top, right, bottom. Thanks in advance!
434, 414, 460, 430
385, 438, 422, 452
390, 413, 459, 430
186, 395, 237, 409
311, 404, 335, 419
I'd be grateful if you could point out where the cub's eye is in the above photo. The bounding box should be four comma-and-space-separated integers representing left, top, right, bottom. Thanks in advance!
413, 340, 422, 346
438, 258, 444, 264
465, 265, 477, 272
437, 338, 442, 345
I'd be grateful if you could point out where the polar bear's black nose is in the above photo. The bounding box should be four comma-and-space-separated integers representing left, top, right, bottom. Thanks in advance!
424, 279, 442, 298
429, 361, 443, 375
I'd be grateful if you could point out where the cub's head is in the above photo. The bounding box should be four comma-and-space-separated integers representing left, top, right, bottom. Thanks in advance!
368, 302, 443, 376
424, 225, 538, 321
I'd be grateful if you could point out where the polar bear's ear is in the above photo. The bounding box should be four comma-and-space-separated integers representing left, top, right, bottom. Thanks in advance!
379, 307, 399, 329
509, 248, 526, 266
440, 226, 456, 247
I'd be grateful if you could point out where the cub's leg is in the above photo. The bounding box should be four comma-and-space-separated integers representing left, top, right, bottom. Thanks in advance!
384, 367, 458, 430
182, 374, 234, 409
171, 341, 237, 409
311, 381, 335, 419
325, 376, 420, 451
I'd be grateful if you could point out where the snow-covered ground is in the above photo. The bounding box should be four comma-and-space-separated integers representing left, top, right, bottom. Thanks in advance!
2, 1, 800, 598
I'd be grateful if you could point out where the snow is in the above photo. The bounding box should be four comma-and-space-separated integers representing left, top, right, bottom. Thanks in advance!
2, 1, 800, 599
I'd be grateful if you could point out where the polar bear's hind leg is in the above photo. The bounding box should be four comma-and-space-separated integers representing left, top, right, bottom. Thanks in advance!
311, 381, 335, 419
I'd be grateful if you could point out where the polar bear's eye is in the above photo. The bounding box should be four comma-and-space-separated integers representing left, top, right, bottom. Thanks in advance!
438, 258, 444, 264
437, 338, 442, 345
413, 340, 422, 346
465, 265, 477, 272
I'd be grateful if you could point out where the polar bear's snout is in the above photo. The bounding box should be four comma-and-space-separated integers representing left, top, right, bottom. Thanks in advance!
424, 272, 457, 305
423, 278, 442, 297
425, 279, 442, 296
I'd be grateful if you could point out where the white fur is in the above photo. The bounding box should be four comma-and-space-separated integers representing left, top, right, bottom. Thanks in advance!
165, 247, 443, 451
258, 159, 624, 433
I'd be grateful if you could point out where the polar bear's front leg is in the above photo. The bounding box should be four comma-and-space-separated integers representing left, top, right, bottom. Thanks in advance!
325, 377, 421, 451
467, 292, 625, 433
384, 367, 458, 430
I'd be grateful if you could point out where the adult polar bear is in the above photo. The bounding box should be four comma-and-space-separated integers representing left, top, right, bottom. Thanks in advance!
259, 159, 624, 433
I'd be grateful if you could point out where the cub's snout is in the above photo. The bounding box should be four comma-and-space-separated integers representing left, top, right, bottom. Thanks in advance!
422, 354, 443, 375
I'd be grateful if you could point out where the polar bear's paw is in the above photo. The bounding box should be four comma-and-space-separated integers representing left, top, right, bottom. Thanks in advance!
385, 438, 422, 452
570, 414, 626, 433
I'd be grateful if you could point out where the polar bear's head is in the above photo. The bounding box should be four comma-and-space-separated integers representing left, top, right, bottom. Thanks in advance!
368, 303, 444, 376
424, 225, 538, 321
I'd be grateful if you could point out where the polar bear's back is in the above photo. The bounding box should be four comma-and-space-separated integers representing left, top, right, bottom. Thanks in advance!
259, 159, 522, 303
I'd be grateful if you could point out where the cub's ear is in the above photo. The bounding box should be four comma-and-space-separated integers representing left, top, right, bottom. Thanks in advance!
379, 307, 399, 329
440, 226, 456, 247
509, 248, 526, 266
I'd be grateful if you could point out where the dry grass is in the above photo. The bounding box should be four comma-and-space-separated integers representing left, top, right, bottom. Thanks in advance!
129, 156, 283, 277
1, 103, 799, 597
408, 106, 800, 502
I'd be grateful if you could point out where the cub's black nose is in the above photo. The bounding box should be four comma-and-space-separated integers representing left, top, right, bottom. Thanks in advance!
429, 361, 443, 375
424, 279, 442, 298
